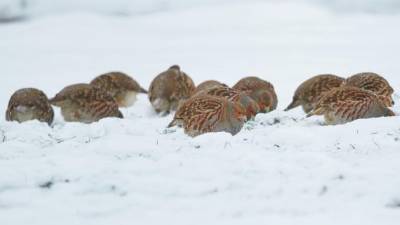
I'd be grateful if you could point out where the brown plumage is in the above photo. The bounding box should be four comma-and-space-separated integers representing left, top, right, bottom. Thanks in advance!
342, 72, 395, 107
233, 76, 278, 113
194, 80, 228, 94
307, 86, 395, 125
49, 83, 123, 123
167, 95, 247, 137
285, 74, 345, 113
90, 71, 147, 108
6, 88, 54, 125
148, 65, 196, 114
193, 86, 259, 120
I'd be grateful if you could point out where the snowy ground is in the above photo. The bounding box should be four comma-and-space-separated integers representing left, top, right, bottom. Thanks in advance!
1, 1, 400, 224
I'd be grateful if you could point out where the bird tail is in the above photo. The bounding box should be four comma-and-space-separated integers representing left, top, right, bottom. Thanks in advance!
384, 108, 396, 117
284, 99, 299, 111
306, 107, 324, 118
139, 87, 148, 94
167, 119, 176, 128
48, 97, 61, 106
116, 110, 124, 119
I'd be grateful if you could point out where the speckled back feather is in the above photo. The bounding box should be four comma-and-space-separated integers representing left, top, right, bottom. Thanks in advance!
193, 86, 259, 119
343, 72, 394, 107
90, 72, 147, 107
194, 80, 228, 94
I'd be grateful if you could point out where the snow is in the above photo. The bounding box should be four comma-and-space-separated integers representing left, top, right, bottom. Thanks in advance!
1, 1, 400, 224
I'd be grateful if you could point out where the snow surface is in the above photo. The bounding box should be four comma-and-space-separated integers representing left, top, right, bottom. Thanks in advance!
2, 0, 400, 20
1, 1, 400, 224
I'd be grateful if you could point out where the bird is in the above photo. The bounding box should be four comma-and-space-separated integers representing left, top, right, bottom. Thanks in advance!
285, 74, 344, 113
6, 88, 54, 125
193, 86, 259, 120
90, 71, 147, 108
49, 83, 123, 123
148, 65, 196, 114
342, 72, 394, 107
194, 80, 228, 94
232, 76, 278, 113
167, 95, 247, 137
307, 86, 395, 125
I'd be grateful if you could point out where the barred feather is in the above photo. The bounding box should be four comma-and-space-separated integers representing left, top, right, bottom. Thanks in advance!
285, 74, 345, 113
49, 83, 122, 123
169, 95, 246, 137
343, 72, 394, 107
308, 86, 394, 125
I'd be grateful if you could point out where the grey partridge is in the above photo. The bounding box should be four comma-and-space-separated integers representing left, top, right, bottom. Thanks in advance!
233, 76, 278, 112
6, 88, 54, 125
285, 74, 344, 113
90, 71, 147, 107
193, 86, 259, 120
49, 83, 123, 123
343, 72, 394, 107
148, 65, 195, 114
168, 95, 247, 137
194, 80, 228, 94
307, 86, 395, 125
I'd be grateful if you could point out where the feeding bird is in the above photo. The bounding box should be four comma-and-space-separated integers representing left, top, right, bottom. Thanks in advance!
233, 76, 278, 112
49, 83, 123, 123
90, 71, 147, 107
307, 86, 395, 125
285, 74, 344, 113
6, 88, 54, 125
167, 95, 247, 137
148, 65, 195, 114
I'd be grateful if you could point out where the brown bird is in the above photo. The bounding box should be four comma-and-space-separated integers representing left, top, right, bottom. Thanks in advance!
6, 88, 54, 125
148, 65, 196, 114
285, 74, 344, 113
342, 72, 395, 107
194, 80, 228, 94
49, 83, 123, 123
90, 71, 147, 108
307, 86, 395, 125
167, 95, 247, 137
233, 76, 278, 113
193, 86, 259, 120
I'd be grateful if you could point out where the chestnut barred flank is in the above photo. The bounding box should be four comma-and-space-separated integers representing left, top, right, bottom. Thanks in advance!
285, 74, 345, 113
307, 86, 395, 125
233, 76, 278, 112
168, 95, 247, 137
148, 65, 195, 114
343, 72, 394, 107
90, 71, 147, 108
49, 83, 123, 123
6, 88, 54, 125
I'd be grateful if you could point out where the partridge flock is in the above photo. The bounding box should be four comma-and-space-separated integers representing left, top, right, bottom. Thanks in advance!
286, 72, 395, 125
5, 65, 397, 137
